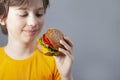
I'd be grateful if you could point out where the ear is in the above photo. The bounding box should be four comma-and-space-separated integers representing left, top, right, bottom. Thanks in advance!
0, 16, 5, 25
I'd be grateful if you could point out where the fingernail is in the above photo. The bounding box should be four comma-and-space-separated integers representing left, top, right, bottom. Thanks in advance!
60, 40, 62, 43
58, 48, 61, 51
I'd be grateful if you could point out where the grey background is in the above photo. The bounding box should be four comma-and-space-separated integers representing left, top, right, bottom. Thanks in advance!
0, 0, 120, 80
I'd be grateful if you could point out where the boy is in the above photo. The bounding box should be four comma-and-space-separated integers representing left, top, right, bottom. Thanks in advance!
0, 0, 74, 80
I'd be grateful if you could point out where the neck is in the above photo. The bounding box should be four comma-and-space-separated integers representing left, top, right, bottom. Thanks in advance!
4, 39, 37, 60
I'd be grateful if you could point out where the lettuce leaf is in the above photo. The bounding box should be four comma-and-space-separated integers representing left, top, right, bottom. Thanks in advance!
37, 38, 59, 56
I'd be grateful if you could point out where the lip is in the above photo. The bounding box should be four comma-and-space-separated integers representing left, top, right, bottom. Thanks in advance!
23, 29, 38, 35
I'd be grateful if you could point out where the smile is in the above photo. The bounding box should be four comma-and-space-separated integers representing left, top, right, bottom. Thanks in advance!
23, 29, 39, 35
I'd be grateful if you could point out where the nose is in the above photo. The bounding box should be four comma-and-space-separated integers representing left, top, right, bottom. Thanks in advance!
27, 15, 38, 27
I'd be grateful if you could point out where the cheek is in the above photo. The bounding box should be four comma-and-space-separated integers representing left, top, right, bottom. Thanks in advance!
37, 18, 45, 34
6, 16, 25, 28
40, 16, 45, 24
39, 17, 45, 27
7, 22, 24, 32
6, 19, 25, 35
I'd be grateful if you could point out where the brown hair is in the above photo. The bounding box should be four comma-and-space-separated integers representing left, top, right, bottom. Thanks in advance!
0, 0, 49, 35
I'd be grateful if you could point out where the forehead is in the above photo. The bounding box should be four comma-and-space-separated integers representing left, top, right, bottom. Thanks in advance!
28, 0, 43, 7
10, 0, 44, 8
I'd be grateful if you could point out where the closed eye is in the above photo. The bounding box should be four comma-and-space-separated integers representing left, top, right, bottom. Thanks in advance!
19, 13, 28, 17
17, 11, 28, 17
36, 14, 44, 17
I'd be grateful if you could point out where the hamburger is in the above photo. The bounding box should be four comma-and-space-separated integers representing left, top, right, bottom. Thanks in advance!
37, 28, 64, 56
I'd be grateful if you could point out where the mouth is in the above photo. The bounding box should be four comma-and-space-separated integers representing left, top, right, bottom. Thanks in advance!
23, 29, 39, 35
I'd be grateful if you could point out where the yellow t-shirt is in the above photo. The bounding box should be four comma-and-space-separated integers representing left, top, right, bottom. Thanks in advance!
0, 47, 61, 80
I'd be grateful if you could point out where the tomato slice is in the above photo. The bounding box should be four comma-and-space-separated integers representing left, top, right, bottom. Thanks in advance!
42, 34, 53, 48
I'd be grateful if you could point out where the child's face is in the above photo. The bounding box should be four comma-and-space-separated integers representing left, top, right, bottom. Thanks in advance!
5, 0, 45, 43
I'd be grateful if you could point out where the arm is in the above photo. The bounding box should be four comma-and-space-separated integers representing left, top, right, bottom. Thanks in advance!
54, 36, 74, 80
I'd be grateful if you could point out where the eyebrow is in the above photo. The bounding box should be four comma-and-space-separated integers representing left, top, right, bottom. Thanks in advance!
17, 7, 44, 11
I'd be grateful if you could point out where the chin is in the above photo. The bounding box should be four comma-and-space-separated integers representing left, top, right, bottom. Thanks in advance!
20, 36, 36, 45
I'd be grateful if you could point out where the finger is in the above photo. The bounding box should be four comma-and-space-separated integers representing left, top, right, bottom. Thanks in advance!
53, 53, 65, 65
59, 48, 73, 58
64, 36, 73, 48
59, 48, 74, 63
36, 42, 42, 51
60, 40, 72, 53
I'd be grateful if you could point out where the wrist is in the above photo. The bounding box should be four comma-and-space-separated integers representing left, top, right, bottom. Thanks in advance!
61, 74, 73, 80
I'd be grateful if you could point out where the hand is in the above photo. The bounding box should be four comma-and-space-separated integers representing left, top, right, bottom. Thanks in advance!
54, 36, 74, 79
